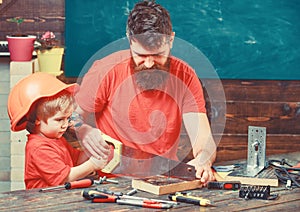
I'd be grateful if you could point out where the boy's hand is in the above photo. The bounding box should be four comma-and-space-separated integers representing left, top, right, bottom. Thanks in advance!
89, 156, 108, 170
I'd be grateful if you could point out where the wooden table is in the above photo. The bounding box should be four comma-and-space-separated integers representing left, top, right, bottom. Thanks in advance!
0, 152, 299, 211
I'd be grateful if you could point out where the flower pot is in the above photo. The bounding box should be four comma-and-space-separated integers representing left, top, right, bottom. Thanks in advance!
36, 48, 64, 75
6, 35, 36, 61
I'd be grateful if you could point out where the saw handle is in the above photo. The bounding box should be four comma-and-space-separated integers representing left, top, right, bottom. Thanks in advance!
101, 134, 122, 173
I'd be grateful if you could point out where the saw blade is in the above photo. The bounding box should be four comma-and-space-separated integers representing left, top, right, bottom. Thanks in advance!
101, 134, 196, 180
62, 128, 196, 180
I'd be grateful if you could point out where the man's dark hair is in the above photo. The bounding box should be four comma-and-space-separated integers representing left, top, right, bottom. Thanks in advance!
126, 0, 173, 49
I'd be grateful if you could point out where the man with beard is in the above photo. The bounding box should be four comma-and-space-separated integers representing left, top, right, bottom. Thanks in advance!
74, 0, 216, 184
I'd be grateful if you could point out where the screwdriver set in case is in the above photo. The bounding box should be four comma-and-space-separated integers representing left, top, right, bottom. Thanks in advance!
239, 185, 278, 200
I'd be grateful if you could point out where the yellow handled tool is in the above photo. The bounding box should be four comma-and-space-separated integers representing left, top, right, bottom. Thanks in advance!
168, 192, 212, 206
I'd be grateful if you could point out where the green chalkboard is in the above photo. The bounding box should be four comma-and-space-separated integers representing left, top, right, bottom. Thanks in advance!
65, 0, 300, 79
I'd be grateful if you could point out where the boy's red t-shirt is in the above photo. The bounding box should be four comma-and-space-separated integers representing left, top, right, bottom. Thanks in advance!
25, 134, 81, 189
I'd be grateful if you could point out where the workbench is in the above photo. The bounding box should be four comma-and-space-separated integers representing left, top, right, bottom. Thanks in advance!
0, 152, 299, 211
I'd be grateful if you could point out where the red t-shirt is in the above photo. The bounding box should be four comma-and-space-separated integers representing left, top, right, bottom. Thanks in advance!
25, 134, 81, 189
76, 50, 206, 160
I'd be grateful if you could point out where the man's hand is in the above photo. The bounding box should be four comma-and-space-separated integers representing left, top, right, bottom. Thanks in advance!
187, 157, 215, 185
77, 124, 110, 159
182, 112, 217, 185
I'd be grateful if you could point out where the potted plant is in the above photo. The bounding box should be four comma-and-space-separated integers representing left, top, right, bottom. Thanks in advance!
35, 31, 64, 76
6, 17, 36, 61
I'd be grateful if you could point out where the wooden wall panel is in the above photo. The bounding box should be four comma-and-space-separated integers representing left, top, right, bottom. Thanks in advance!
224, 101, 300, 133
222, 80, 300, 102
216, 134, 300, 162
209, 80, 300, 162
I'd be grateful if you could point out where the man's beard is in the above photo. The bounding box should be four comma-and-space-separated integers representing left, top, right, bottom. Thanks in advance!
131, 58, 170, 91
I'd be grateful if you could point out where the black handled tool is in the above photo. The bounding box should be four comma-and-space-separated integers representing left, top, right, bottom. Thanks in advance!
208, 181, 241, 190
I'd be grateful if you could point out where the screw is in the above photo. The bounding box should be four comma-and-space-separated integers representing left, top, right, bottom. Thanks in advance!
96, 176, 119, 184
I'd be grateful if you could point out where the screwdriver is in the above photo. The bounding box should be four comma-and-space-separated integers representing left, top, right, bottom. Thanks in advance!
168, 192, 212, 206
82, 188, 178, 205
39, 178, 94, 192
91, 192, 173, 209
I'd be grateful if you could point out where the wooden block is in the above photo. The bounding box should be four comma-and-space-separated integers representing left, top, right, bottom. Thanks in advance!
11, 181, 25, 191
10, 60, 36, 75
10, 75, 29, 88
214, 167, 278, 187
11, 141, 26, 155
10, 130, 28, 142
132, 175, 203, 195
11, 168, 24, 181
11, 155, 25, 168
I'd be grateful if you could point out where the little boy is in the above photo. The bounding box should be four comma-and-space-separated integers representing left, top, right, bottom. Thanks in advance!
7, 72, 108, 189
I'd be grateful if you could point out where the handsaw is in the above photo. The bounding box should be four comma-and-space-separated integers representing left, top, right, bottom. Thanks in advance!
101, 134, 196, 181
63, 128, 196, 180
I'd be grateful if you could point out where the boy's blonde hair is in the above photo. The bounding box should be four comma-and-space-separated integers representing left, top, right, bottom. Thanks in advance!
26, 90, 76, 133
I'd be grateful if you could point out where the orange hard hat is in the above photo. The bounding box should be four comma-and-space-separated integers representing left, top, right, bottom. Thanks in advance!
7, 72, 79, 131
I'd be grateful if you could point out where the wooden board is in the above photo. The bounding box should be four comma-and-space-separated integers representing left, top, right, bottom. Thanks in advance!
132, 175, 203, 195
214, 166, 278, 187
